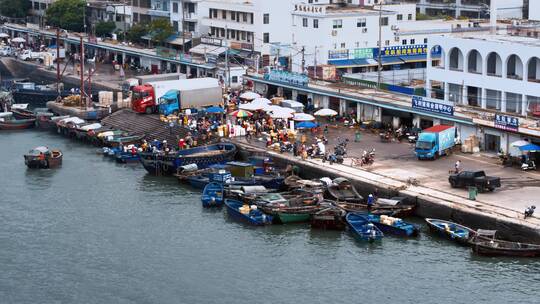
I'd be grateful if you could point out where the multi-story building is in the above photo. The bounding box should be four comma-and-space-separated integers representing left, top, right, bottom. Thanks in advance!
28, 0, 55, 25
425, 32, 540, 152
169, 0, 206, 38
401, 0, 523, 19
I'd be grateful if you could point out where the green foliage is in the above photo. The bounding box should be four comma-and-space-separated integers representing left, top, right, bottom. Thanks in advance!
95, 21, 116, 37
126, 23, 148, 44
45, 0, 85, 32
0, 0, 30, 18
149, 18, 174, 44
415, 13, 431, 21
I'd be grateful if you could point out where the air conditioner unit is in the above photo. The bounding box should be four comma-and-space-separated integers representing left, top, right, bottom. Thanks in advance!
331, 30, 338, 36
362, 28, 367, 33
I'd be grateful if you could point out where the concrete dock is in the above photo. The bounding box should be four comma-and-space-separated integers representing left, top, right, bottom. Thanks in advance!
233, 138, 540, 243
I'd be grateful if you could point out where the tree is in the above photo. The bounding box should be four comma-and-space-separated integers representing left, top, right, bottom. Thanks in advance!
149, 18, 174, 44
126, 23, 148, 44
0, 0, 30, 18
45, 0, 85, 32
95, 21, 116, 37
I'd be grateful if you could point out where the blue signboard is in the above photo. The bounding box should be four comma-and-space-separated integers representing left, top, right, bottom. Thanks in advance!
328, 49, 349, 60
412, 96, 454, 116
494, 114, 519, 132
265, 70, 309, 86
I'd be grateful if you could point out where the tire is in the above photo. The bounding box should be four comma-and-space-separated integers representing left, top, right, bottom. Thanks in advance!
450, 181, 456, 188
433, 152, 439, 160
145, 106, 153, 114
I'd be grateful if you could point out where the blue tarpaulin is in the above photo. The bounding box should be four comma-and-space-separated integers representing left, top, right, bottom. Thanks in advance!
296, 121, 318, 129
206, 106, 224, 113
519, 143, 540, 152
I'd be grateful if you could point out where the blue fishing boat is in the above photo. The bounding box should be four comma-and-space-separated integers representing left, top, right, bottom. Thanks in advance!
346, 213, 383, 242
139, 143, 237, 175
115, 151, 141, 163
224, 199, 272, 226
362, 213, 419, 237
201, 182, 224, 208
187, 171, 284, 190
425, 218, 476, 245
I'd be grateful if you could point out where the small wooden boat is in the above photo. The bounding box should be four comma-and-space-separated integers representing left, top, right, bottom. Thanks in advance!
103, 134, 144, 147
327, 178, 363, 203
24, 146, 63, 169
115, 151, 140, 163
0, 112, 35, 130
361, 213, 419, 237
470, 230, 540, 257
425, 218, 476, 246
11, 108, 36, 120
336, 202, 415, 217
201, 182, 225, 208
310, 203, 347, 230
224, 199, 272, 226
255, 190, 322, 224
346, 213, 383, 242
284, 175, 326, 190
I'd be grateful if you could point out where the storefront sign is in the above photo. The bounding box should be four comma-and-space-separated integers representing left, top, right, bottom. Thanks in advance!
328, 49, 349, 60
265, 70, 308, 86
201, 37, 223, 46
494, 114, 519, 132
380, 45, 428, 57
351, 48, 374, 59
412, 96, 454, 116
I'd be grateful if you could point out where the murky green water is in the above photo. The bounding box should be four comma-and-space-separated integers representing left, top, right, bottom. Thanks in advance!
1, 130, 539, 304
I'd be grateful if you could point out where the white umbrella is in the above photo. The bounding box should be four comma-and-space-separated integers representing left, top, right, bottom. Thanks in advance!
239, 102, 265, 111
239, 91, 260, 100
0, 33, 9, 38
269, 110, 294, 119
511, 140, 529, 147
282, 100, 304, 108
251, 97, 271, 105
11, 37, 26, 43
264, 105, 295, 113
314, 108, 338, 117
293, 113, 315, 121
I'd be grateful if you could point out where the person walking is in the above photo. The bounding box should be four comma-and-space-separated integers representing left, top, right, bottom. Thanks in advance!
454, 160, 461, 174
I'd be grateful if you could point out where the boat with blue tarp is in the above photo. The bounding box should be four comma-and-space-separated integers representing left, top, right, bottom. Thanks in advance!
201, 182, 225, 207
425, 218, 476, 245
224, 199, 272, 226
361, 213, 419, 237
139, 143, 237, 175
346, 213, 383, 242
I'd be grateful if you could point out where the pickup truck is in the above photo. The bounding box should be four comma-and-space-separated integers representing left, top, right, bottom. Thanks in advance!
448, 170, 501, 192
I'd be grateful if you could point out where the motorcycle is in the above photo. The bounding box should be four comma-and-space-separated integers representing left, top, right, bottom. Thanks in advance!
280, 142, 293, 153
360, 149, 375, 166
521, 160, 536, 171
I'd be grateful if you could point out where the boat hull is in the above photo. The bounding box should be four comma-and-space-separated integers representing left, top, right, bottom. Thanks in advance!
425, 218, 475, 246
24, 154, 62, 169
0, 119, 36, 130
471, 242, 540, 257
346, 213, 384, 242
225, 199, 272, 226
275, 212, 311, 224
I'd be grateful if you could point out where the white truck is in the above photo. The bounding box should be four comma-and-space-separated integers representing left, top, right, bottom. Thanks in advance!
18, 50, 47, 62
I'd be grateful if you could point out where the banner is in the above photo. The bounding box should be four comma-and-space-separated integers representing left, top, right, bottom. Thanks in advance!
412, 96, 454, 116
494, 114, 519, 132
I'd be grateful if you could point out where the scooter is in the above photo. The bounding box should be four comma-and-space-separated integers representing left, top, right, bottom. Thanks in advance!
521, 160, 536, 171
524, 205, 536, 219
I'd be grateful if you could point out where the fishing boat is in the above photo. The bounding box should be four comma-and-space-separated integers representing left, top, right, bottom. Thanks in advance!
139, 143, 237, 175
284, 175, 326, 190
224, 199, 272, 226
470, 230, 540, 257
24, 146, 63, 169
425, 218, 477, 245
327, 178, 363, 203
186, 171, 284, 190
346, 213, 384, 242
11, 108, 36, 120
0, 112, 35, 130
310, 203, 347, 230
103, 134, 144, 147
201, 182, 225, 207
361, 213, 419, 237
255, 190, 322, 224
336, 202, 415, 217
115, 151, 140, 163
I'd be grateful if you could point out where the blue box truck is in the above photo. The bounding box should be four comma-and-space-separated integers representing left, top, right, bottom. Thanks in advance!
415, 125, 456, 160
157, 78, 222, 116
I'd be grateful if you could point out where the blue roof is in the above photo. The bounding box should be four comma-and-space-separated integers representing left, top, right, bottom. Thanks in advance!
400, 54, 427, 62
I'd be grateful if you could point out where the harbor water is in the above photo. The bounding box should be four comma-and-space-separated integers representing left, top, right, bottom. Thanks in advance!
1, 130, 539, 304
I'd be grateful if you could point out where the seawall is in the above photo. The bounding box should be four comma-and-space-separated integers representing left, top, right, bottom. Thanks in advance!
235, 140, 540, 243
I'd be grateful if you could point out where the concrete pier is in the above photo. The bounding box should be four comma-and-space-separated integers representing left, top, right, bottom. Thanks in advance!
234, 140, 540, 243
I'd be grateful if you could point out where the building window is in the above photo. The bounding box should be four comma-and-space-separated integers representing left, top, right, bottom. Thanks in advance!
231, 11, 236, 21
380, 17, 389, 26
222, 10, 226, 19
173, 2, 178, 13
355, 42, 360, 47
408, 14, 413, 20
303, 18, 308, 27
402, 39, 407, 45
385, 40, 390, 46
410, 39, 415, 44
263, 13, 269, 24
397, 14, 402, 21
231, 30, 236, 39
357, 18, 366, 27
424, 38, 428, 43
213, 9, 218, 18
133, 13, 139, 23
232, 76, 238, 83
173, 21, 178, 30
243, 13, 247, 22
332, 19, 342, 29
263, 32, 269, 43
313, 19, 318, 28
241, 31, 246, 40
341, 43, 346, 48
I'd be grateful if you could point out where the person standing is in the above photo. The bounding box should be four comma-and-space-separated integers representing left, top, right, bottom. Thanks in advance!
367, 194, 375, 212
454, 160, 461, 174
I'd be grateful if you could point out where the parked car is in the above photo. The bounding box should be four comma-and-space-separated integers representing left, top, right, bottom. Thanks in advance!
0, 46, 14, 56
448, 170, 501, 192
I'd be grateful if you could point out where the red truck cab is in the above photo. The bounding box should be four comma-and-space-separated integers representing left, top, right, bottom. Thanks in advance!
132, 84, 156, 114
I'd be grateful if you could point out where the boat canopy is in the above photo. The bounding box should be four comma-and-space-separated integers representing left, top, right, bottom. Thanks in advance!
60, 117, 85, 124
80, 123, 102, 131
28, 146, 50, 155
11, 103, 28, 110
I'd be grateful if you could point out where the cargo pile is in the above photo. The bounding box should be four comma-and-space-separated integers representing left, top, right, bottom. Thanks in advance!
61, 95, 82, 107
461, 135, 480, 153
380, 215, 403, 227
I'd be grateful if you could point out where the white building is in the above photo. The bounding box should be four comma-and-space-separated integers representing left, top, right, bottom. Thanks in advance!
405, 0, 523, 19
169, 0, 207, 38
200, 0, 298, 59
426, 33, 540, 152
528, 0, 540, 21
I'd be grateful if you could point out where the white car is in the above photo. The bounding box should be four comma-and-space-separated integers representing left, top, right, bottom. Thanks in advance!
18, 50, 46, 61
0, 46, 13, 56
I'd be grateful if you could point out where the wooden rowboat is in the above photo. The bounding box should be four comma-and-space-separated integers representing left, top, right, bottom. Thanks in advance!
425, 218, 476, 246
0, 116, 35, 130
346, 213, 383, 243
24, 146, 63, 169
470, 230, 540, 257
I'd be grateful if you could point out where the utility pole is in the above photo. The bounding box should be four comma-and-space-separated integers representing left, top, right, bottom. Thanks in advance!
181, 0, 185, 53
80, 36, 85, 108
56, 28, 61, 96
301, 46, 305, 73
313, 46, 317, 79
377, 1, 383, 90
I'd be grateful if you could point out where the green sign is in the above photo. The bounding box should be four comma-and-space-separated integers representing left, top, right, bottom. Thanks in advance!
351, 48, 374, 59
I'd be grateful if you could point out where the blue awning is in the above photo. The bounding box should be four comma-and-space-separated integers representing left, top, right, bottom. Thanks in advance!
400, 54, 427, 63
380, 57, 404, 65
519, 143, 540, 152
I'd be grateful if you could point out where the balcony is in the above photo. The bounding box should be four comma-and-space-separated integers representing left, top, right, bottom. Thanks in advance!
148, 9, 170, 18
183, 12, 198, 21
